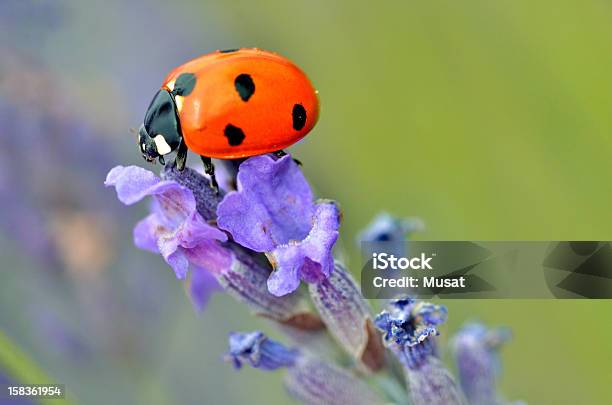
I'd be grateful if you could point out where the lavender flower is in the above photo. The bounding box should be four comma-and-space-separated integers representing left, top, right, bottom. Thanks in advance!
375, 297, 466, 405
452, 322, 523, 405
217, 154, 340, 296
226, 332, 385, 405
309, 262, 385, 371
106, 155, 525, 404
105, 165, 228, 281
105, 164, 321, 325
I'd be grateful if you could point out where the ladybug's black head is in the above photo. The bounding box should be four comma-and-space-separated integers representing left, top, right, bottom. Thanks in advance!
139, 89, 182, 165
138, 124, 161, 163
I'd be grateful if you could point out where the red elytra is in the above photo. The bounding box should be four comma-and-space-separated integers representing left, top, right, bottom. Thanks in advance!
162, 48, 319, 159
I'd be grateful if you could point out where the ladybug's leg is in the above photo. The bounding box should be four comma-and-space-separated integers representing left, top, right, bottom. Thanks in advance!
200, 155, 219, 193
175, 138, 188, 171
273, 149, 302, 166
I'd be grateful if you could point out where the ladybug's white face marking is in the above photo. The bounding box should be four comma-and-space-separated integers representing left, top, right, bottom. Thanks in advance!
174, 95, 184, 113
166, 80, 176, 92
153, 134, 172, 155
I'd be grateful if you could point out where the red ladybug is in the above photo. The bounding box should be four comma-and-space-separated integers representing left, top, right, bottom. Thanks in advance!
138, 48, 320, 189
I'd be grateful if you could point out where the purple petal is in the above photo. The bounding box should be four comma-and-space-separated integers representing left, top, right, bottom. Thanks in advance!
105, 165, 175, 205
161, 165, 223, 221
106, 165, 197, 227
161, 245, 189, 279
156, 212, 226, 279
133, 214, 162, 253
184, 241, 233, 275
267, 263, 301, 298
156, 223, 227, 280
188, 266, 221, 311
267, 201, 340, 296
175, 212, 227, 248
217, 155, 314, 252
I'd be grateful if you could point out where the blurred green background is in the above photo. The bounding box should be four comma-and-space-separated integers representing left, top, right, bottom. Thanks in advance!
1, 0, 611, 404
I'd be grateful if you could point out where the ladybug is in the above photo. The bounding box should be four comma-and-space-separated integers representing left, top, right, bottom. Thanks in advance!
138, 48, 320, 189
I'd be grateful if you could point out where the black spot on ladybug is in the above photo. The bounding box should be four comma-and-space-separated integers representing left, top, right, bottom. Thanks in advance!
234, 74, 255, 101
292, 104, 307, 130
220, 48, 239, 53
224, 124, 246, 146
174, 73, 196, 96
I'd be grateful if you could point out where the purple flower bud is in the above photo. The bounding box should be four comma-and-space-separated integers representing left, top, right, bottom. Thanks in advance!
217, 154, 340, 296
375, 298, 447, 357
375, 297, 466, 405
226, 331, 299, 370
309, 262, 385, 370
452, 323, 522, 405
187, 266, 222, 311
406, 357, 467, 405
226, 331, 384, 404
285, 356, 385, 405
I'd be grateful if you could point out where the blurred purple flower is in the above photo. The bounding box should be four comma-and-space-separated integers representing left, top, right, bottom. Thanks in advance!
452, 322, 523, 405
217, 155, 340, 296
358, 212, 424, 258
375, 297, 466, 405
359, 212, 424, 243
0, 51, 119, 271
